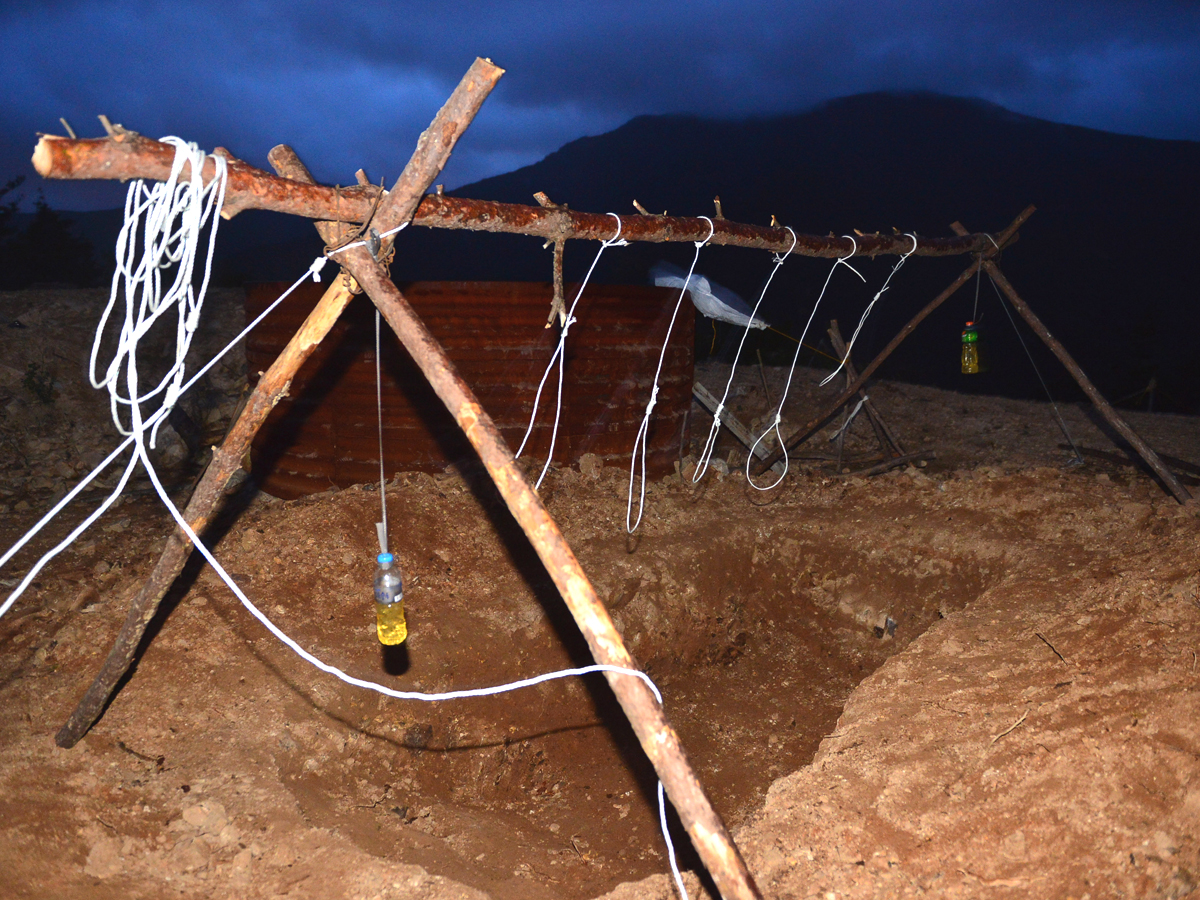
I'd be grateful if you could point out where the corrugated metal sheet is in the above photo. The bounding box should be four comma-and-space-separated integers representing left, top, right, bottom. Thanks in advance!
245, 281, 694, 498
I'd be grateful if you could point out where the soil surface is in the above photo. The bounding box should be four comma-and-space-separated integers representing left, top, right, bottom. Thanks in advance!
2, 288, 1199, 900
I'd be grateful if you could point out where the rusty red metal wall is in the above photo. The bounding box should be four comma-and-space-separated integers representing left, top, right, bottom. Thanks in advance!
244, 281, 694, 499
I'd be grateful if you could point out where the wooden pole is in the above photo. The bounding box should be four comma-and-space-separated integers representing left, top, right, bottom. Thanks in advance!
274, 137, 765, 899
340, 248, 761, 900
965, 252, 1192, 504
32, 132, 996, 262
50, 58, 763, 900
54, 276, 357, 747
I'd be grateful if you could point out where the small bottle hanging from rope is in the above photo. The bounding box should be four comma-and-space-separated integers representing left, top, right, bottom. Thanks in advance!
374, 552, 407, 645
961, 321, 981, 374
370, 306, 406, 645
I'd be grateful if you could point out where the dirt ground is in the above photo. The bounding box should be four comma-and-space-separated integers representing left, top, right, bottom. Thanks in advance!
2, 288, 1199, 900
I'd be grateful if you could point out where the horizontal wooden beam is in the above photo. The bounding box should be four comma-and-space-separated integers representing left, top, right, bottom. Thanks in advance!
33, 131, 997, 259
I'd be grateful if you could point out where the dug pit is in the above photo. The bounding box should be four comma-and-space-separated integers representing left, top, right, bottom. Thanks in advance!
3, 457, 1021, 900
223, 469, 993, 900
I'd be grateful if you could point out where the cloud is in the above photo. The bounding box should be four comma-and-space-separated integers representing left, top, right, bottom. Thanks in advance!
2, 0, 1198, 210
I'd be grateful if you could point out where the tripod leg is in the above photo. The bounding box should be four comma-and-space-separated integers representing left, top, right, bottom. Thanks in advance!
55, 277, 356, 748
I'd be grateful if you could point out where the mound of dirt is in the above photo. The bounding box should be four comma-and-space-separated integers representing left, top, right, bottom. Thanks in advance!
2, 289, 1199, 900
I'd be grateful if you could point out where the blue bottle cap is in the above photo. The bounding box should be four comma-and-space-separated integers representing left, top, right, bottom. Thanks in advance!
377, 552, 394, 564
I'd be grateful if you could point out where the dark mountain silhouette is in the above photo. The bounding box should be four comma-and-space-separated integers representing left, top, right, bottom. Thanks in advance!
17, 92, 1200, 412
403, 92, 1200, 413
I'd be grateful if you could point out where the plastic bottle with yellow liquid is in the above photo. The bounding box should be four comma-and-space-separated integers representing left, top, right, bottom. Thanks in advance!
961, 321, 980, 374
373, 552, 407, 645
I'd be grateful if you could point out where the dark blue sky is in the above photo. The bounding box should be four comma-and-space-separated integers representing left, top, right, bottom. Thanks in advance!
3, 1, 1199, 211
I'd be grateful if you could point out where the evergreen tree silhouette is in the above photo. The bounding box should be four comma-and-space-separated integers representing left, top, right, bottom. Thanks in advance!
0, 176, 25, 287
3, 190, 98, 288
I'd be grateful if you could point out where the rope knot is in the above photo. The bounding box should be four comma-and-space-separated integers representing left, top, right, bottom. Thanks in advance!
309, 257, 327, 282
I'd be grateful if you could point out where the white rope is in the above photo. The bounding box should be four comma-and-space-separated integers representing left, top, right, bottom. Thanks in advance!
0, 257, 325, 620
627, 217, 714, 532
1, 175, 694, 895
693, 227, 797, 482
324, 221, 409, 257
746, 238, 865, 491
89, 138, 227, 446
143, 450, 686, 895
375, 308, 389, 553
516, 213, 628, 489
819, 234, 917, 386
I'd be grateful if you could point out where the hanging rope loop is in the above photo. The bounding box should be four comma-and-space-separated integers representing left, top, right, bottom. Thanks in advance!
820, 233, 917, 387
516, 212, 628, 489
693, 227, 797, 483
746, 236, 862, 491
628, 214, 714, 531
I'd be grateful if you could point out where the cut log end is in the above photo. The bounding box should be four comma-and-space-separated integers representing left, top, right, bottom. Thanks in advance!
31, 135, 60, 177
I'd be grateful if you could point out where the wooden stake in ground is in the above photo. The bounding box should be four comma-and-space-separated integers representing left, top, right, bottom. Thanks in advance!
308, 169, 764, 900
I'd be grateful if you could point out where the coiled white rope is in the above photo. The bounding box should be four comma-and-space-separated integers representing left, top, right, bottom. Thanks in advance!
745, 238, 865, 491
627, 216, 714, 533
693, 227, 797, 482
0, 256, 326, 621
516, 214, 628, 489
89, 137, 227, 444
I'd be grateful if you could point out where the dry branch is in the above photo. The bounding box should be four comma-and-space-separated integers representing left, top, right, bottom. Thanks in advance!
33, 131, 996, 260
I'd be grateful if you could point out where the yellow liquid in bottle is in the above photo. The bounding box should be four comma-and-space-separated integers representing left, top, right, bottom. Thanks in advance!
376, 601, 408, 645
961, 342, 980, 374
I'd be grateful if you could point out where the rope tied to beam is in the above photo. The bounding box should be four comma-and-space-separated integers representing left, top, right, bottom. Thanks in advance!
820, 233, 918, 387
90, 137, 228, 444
628, 216, 714, 532
517, 213, 628, 489
693, 227, 797, 483
746, 236, 865, 491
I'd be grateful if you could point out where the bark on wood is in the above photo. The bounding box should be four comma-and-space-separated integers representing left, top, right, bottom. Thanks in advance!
55, 276, 358, 748
340, 213, 764, 900
53, 56, 764, 900
33, 132, 996, 260
978, 259, 1192, 504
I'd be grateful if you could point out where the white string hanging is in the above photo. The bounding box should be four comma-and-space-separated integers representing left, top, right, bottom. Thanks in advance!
627, 216, 715, 533
516, 213, 628, 489
819, 233, 918, 387
693, 227, 797, 482
745, 237, 865, 491
374, 307, 390, 553
1, 213, 695, 898
1, 147, 332, 620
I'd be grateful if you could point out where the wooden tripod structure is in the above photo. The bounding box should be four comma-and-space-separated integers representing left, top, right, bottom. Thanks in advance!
26, 57, 1192, 900
750, 206, 1194, 509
